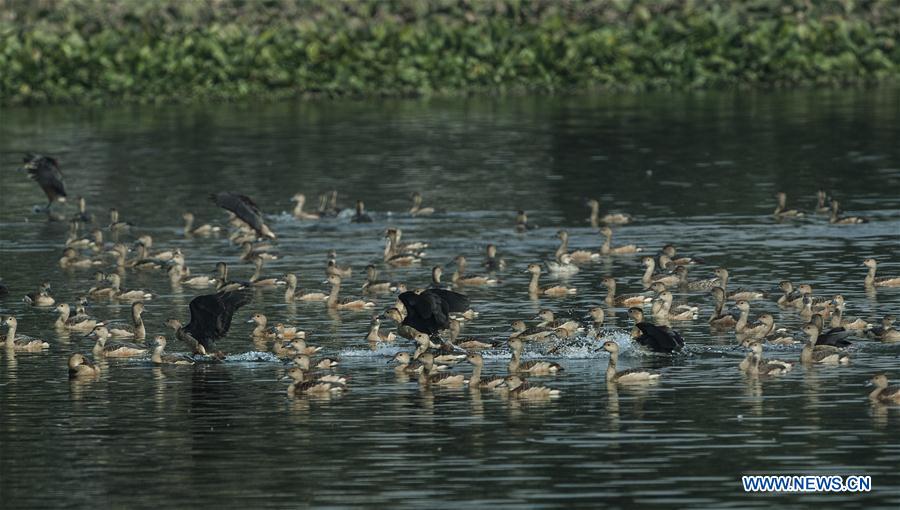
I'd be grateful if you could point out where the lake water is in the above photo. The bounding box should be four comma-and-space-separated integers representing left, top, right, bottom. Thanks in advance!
1, 89, 900, 508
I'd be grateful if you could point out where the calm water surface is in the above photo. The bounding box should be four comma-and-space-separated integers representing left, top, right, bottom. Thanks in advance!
1, 90, 900, 509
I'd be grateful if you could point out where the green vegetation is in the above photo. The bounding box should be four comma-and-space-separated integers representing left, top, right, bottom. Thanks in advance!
2, 0, 899, 105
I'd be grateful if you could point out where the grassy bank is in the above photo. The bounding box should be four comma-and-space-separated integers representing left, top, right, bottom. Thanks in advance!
2, 0, 899, 105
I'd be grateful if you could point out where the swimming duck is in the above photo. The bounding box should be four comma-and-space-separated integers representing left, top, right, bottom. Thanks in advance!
23, 281, 55, 307
507, 338, 563, 374
290, 193, 320, 220
284, 367, 346, 396
409, 192, 434, 216
640, 256, 660, 287
815, 190, 831, 214
247, 256, 285, 287
864, 316, 900, 342
150, 336, 194, 365
239, 242, 278, 263
128, 242, 165, 271
381, 307, 418, 340
863, 258, 900, 287
773, 192, 803, 218
326, 275, 375, 310
867, 374, 900, 403
182, 212, 220, 236
535, 309, 583, 338
89, 326, 147, 358
366, 316, 396, 342
628, 312, 685, 354
734, 300, 761, 335
3, 316, 50, 351
383, 238, 423, 267
396, 288, 470, 336
829, 199, 867, 224
586, 199, 631, 227
509, 320, 556, 342
515, 210, 538, 232
71, 196, 92, 223
586, 307, 606, 337
482, 244, 507, 271
106, 274, 152, 301
452, 256, 497, 286
168, 264, 216, 288
65, 220, 93, 249
829, 296, 869, 330
20, 153, 66, 216
545, 253, 580, 276
418, 353, 466, 386
391, 352, 428, 374
107, 208, 132, 234
502, 375, 561, 398
270, 323, 305, 341
736, 314, 778, 345
54, 303, 100, 332
776, 281, 804, 307
59, 247, 101, 269
714, 268, 766, 301
527, 264, 576, 297
211, 191, 276, 239
447, 320, 496, 350
465, 353, 505, 389
599, 226, 641, 255
708, 287, 737, 328
247, 312, 276, 338
351, 200, 373, 223
213, 262, 252, 293
325, 255, 353, 278
660, 245, 704, 266
68, 353, 101, 378
809, 314, 853, 348
650, 266, 687, 288
800, 325, 850, 365
555, 230, 598, 263
283, 273, 328, 303
166, 289, 252, 355
744, 342, 793, 376
601, 277, 649, 307
602, 341, 660, 383
293, 354, 340, 371
361, 265, 397, 294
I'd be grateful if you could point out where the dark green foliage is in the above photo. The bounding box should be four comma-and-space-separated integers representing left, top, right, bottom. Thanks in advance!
2, 0, 898, 105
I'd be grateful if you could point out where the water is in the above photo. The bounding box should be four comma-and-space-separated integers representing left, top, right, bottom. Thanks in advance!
1, 89, 900, 508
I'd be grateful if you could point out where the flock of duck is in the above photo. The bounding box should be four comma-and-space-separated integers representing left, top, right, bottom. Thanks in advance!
3, 153, 900, 404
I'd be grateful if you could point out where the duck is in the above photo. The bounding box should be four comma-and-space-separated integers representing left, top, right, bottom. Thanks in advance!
507, 338, 563, 374
515, 210, 538, 232
65, 220, 93, 249
829, 296, 869, 330
23, 281, 55, 306
54, 302, 101, 332
773, 192, 803, 218
325, 254, 353, 278
383, 237, 423, 267
396, 288, 470, 336
744, 342, 793, 376
660, 245, 704, 266
418, 353, 466, 386
586, 307, 606, 337
390, 352, 428, 374
535, 309, 583, 338
863, 258, 900, 287
106, 274, 152, 301
545, 253, 580, 276
167, 264, 216, 288
362, 265, 397, 294
708, 287, 737, 328
284, 367, 346, 396
815, 189, 831, 214
20, 153, 67, 216
213, 262, 252, 292
509, 320, 556, 342
3, 316, 50, 351
447, 320, 496, 350
646, 265, 686, 289
465, 353, 505, 389
283, 273, 328, 303
89, 326, 148, 358
409, 192, 434, 216
601, 277, 649, 307
290, 193, 321, 220
640, 256, 660, 287
106, 302, 147, 339
451, 256, 497, 286
482, 244, 506, 271
317, 190, 342, 217
777, 281, 804, 307
247, 312, 277, 338
555, 230, 598, 263
599, 226, 641, 255
736, 314, 779, 345
182, 212, 220, 236
270, 323, 305, 340
128, 241, 165, 271
166, 289, 252, 355
628, 312, 685, 353
240, 241, 278, 263
734, 300, 763, 335
586, 198, 631, 227
715, 268, 766, 301
527, 263, 576, 297
602, 341, 659, 383
809, 314, 854, 348
134, 235, 176, 262
248, 256, 285, 287
381, 307, 419, 340
107, 208, 132, 234
386, 228, 428, 254
829, 199, 867, 224
326, 275, 375, 310
293, 354, 340, 371
150, 336, 194, 365
867, 374, 900, 403
351, 200, 373, 223
652, 290, 698, 321
502, 375, 561, 398
800, 325, 850, 365
211, 191, 277, 239
864, 316, 900, 342
59, 247, 102, 269
681, 267, 720, 291
68, 353, 101, 378
366, 316, 396, 342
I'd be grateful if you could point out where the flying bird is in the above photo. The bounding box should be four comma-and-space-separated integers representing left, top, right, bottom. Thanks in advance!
166, 289, 252, 355
210, 191, 276, 239
20, 153, 67, 213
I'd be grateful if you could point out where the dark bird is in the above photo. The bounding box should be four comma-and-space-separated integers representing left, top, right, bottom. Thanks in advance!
811, 314, 853, 348
397, 289, 470, 337
20, 153, 67, 213
351, 200, 373, 223
210, 191, 276, 239
166, 290, 252, 355
632, 322, 685, 354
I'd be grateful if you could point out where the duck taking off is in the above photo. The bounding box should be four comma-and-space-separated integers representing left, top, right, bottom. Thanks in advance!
166, 289, 252, 355
210, 191, 276, 239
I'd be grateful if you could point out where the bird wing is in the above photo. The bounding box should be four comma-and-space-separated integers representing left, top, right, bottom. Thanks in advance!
23, 154, 67, 201
423, 288, 470, 313
636, 322, 684, 353
210, 192, 273, 239
185, 290, 252, 347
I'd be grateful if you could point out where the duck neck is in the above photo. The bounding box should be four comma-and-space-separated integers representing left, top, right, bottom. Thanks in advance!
366, 323, 380, 342
600, 234, 611, 253
555, 237, 568, 259
800, 342, 813, 363
606, 351, 618, 381
528, 272, 540, 294
251, 262, 262, 282
56, 308, 70, 327
327, 280, 340, 307
93, 337, 104, 356
151, 346, 163, 363
252, 321, 266, 337
284, 280, 296, 301
642, 261, 655, 282
736, 308, 749, 331
183, 216, 193, 235
5, 324, 16, 347
470, 364, 482, 385
605, 283, 616, 304
869, 386, 885, 401
589, 203, 599, 226
830, 309, 842, 328
865, 265, 876, 286
292, 199, 305, 217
